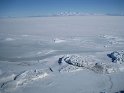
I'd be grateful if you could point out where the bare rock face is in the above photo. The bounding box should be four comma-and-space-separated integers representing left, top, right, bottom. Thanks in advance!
63, 55, 84, 67
58, 55, 119, 74
107, 51, 124, 64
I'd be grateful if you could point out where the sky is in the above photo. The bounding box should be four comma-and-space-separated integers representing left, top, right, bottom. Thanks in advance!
0, 0, 124, 17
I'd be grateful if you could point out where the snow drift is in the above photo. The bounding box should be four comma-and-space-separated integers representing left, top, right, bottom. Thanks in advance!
0, 69, 49, 92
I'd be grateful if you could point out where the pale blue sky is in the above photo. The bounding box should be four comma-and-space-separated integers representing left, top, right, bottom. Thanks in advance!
0, 0, 124, 17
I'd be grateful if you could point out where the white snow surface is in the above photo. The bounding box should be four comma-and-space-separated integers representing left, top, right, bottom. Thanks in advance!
53, 38, 66, 43
0, 16, 124, 93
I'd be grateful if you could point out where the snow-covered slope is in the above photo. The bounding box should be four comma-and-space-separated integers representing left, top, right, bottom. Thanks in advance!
0, 16, 124, 93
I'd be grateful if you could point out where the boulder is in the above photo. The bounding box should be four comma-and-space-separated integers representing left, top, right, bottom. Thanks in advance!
107, 51, 124, 63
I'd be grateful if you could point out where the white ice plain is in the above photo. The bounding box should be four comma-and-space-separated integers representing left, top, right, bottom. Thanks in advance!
0, 16, 124, 93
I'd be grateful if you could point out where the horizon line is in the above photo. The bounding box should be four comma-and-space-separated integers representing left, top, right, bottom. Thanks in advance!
0, 13, 124, 18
